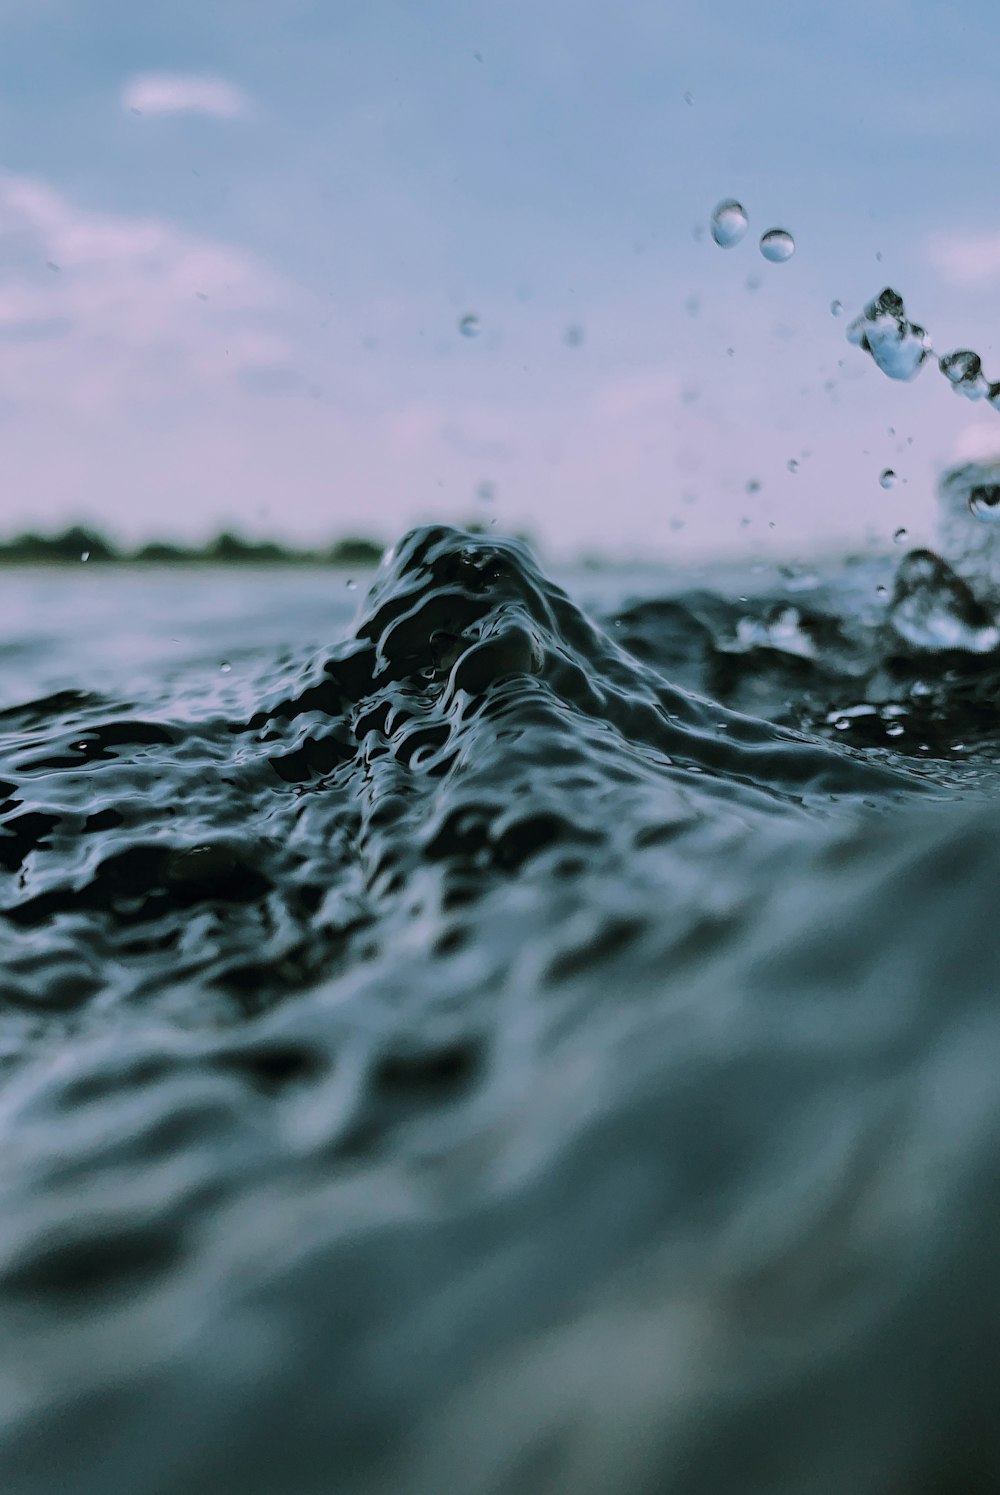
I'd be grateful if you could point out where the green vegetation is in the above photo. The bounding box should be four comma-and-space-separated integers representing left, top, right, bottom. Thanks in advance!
0, 525, 387, 568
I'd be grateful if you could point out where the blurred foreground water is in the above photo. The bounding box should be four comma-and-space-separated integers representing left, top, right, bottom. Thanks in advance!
3, 518, 1000, 1493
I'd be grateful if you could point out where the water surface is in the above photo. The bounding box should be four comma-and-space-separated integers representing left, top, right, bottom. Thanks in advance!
2, 530, 1000, 1493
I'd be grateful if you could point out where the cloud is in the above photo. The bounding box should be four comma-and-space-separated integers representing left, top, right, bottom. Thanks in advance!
927, 231, 1000, 287
121, 73, 250, 121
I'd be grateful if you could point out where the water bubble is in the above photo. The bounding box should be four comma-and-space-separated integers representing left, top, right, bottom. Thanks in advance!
880, 469, 897, 490
80, 551, 90, 563
787, 459, 799, 473
830, 299, 843, 316
220, 661, 232, 673
893, 528, 908, 543
760, 228, 795, 263
939, 349, 988, 400
710, 199, 748, 248
969, 484, 1000, 522
458, 313, 480, 337
846, 288, 931, 382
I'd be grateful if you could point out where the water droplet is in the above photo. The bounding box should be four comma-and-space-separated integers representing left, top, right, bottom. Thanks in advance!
830, 299, 843, 316
745, 479, 761, 493
893, 527, 908, 543
458, 313, 480, 337
760, 228, 795, 263
220, 661, 232, 673
786, 458, 799, 474
876, 584, 888, 596
684, 90, 694, 106
80, 550, 90, 563
346, 578, 357, 590
833, 716, 850, 731
969, 484, 1000, 522
564, 323, 584, 346
476, 480, 496, 503
939, 349, 988, 400
885, 722, 905, 738
880, 468, 897, 489
710, 199, 748, 248
846, 288, 931, 382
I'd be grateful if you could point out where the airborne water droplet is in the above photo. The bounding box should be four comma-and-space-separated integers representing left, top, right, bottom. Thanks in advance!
346, 578, 357, 590
80, 551, 90, 563
846, 288, 931, 382
880, 469, 897, 490
894, 528, 908, 543
458, 313, 480, 337
710, 199, 748, 248
831, 299, 843, 316
760, 228, 795, 263
787, 459, 799, 473
939, 349, 987, 401
969, 485, 1000, 522
220, 661, 232, 673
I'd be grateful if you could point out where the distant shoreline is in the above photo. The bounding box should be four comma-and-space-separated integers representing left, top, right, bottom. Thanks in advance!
0, 526, 386, 569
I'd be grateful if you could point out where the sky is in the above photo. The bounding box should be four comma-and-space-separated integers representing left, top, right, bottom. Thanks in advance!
2, 0, 1000, 561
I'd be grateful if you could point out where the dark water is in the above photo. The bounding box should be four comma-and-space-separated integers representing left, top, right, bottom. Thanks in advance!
3, 526, 1000, 1493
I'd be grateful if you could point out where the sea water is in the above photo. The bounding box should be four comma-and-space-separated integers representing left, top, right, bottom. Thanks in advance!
3, 508, 1000, 1491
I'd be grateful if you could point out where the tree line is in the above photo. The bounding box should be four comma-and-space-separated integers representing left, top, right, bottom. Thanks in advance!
0, 525, 386, 567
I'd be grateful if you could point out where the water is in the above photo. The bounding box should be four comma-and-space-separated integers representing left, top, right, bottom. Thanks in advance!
759, 227, 795, 262
710, 198, 748, 247
939, 349, 988, 401
847, 287, 932, 381
5, 527, 1000, 1492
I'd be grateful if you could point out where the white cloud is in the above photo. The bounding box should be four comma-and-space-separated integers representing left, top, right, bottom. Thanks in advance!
927, 231, 1000, 287
121, 72, 250, 121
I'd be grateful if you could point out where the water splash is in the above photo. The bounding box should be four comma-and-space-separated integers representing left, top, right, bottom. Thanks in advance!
889, 549, 1000, 653
846, 288, 931, 381
939, 350, 989, 401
